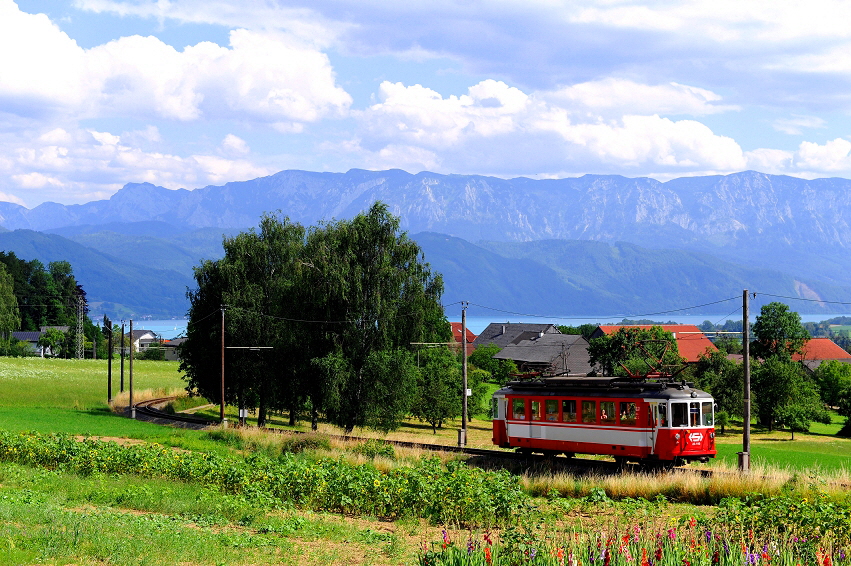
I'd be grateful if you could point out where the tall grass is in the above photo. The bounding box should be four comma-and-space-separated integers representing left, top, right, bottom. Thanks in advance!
522, 459, 851, 503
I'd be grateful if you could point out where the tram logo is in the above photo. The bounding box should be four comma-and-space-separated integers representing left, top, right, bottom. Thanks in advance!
688, 432, 703, 444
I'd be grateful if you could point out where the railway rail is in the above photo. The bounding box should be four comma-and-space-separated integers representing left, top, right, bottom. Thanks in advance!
132, 396, 714, 476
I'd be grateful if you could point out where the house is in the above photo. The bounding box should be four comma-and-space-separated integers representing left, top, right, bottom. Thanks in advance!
11, 331, 43, 356
492, 333, 593, 376
127, 329, 160, 351
793, 337, 851, 371
589, 324, 716, 363
450, 322, 477, 357
473, 323, 561, 349
160, 337, 186, 361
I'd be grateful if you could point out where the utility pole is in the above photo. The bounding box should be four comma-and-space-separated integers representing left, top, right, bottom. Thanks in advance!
220, 306, 227, 425
459, 301, 469, 446
120, 321, 125, 393
129, 319, 135, 419
104, 315, 112, 402
740, 289, 751, 471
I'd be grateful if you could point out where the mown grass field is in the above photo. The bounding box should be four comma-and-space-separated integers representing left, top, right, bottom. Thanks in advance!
1, 357, 850, 564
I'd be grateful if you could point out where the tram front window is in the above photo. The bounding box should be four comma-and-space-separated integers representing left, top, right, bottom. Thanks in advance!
671, 403, 688, 427
702, 402, 714, 426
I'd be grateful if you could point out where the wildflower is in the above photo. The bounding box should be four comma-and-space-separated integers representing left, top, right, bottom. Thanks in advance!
634, 525, 641, 543
530, 548, 537, 559
668, 528, 677, 540
641, 548, 650, 566
484, 546, 492, 565
467, 538, 474, 555
483, 530, 493, 547
556, 547, 565, 566
705, 531, 712, 544
442, 529, 449, 549
712, 550, 720, 564
689, 517, 697, 528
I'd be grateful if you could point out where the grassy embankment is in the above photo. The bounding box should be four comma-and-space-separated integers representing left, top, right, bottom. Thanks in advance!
1, 358, 850, 564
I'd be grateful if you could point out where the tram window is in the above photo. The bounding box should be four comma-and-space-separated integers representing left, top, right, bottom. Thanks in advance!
581, 400, 596, 423
491, 398, 500, 419
657, 404, 668, 427
562, 400, 577, 422
702, 402, 714, 426
690, 402, 701, 427
671, 403, 688, 427
620, 402, 637, 425
600, 401, 615, 424
531, 400, 543, 421
545, 400, 558, 421
512, 399, 526, 420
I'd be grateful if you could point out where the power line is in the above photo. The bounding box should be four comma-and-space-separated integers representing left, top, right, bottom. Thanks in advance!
757, 292, 851, 306
465, 295, 741, 321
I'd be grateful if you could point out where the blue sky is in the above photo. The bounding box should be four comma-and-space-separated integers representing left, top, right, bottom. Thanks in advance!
3, 0, 851, 207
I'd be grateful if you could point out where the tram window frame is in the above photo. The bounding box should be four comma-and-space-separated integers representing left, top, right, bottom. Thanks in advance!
581, 400, 596, 423
512, 398, 526, 420
689, 402, 701, 427
545, 399, 559, 421
600, 401, 615, 425
671, 402, 688, 427
619, 402, 637, 426
657, 404, 668, 427
701, 402, 714, 426
531, 400, 543, 421
562, 399, 577, 423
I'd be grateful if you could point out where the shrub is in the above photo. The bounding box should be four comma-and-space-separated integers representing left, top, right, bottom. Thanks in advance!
353, 438, 395, 459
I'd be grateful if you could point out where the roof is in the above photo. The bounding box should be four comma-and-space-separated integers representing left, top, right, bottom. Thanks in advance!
794, 338, 851, 362
493, 334, 593, 376
590, 325, 716, 363
12, 331, 41, 342
473, 323, 561, 349
127, 329, 157, 339
450, 322, 476, 356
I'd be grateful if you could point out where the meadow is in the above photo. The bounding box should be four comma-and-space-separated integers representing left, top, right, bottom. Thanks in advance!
0, 357, 849, 565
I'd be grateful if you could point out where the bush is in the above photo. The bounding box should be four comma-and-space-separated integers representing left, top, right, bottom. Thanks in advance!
353, 438, 395, 459
139, 347, 165, 361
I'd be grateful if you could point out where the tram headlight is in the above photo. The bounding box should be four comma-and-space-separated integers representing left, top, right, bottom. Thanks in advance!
709, 432, 715, 439
674, 433, 681, 441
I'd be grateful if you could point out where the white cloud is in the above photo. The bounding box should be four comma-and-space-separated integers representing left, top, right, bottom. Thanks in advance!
772, 115, 827, 135
793, 138, 851, 172
0, 3, 352, 125
548, 79, 737, 116
220, 134, 249, 156
356, 79, 746, 175
1, 125, 273, 205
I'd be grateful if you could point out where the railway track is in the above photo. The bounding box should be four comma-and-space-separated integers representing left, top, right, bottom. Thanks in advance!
131, 396, 714, 476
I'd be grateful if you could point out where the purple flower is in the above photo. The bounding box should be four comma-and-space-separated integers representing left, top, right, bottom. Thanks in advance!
530, 548, 537, 559
705, 531, 712, 543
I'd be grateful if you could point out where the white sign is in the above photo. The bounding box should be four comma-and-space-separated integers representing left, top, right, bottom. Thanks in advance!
465, 388, 472, 397
689, 432, 703, 444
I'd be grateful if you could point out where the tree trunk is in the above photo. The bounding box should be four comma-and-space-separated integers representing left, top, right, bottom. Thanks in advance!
311, 406, 318, 431
258, 393, 267, 428
289, 402, 297, 426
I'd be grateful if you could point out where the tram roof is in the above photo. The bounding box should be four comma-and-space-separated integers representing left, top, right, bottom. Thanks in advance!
497, 376, 712, 400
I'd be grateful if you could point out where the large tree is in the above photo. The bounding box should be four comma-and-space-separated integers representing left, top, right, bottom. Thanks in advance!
752, 357, 828, 431
0, 263, 19, 352
751, 302, 810, 361
302, 203, 450, 433
181, 203, 450, 433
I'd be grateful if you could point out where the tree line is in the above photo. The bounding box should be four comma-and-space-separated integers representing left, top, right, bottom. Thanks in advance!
0, 252, 103, 357
180, 203, 480, 434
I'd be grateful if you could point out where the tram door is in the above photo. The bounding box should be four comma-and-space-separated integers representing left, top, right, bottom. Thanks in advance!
647, 402, 661, 455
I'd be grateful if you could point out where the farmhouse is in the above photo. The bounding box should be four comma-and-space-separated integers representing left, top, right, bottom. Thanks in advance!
492, 333, 593, 376
473, 323, 561, 349
450, 322, 477, 357
793, 337, 851, 371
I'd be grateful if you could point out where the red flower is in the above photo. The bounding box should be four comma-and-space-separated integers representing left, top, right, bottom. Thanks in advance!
484, 547, 492, 565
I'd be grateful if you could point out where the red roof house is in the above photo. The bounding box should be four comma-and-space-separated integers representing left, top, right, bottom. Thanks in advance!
793, 337, 851, 370
590, 325, 717, 363
450, 322, 477, 357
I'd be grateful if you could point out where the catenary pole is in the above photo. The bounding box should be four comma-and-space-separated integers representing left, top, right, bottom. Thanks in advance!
740, 289, 751, 471
460, 301, 468, 446
129, 319, 135, 419
120, 321, 125, 392
220, 306, 227, 425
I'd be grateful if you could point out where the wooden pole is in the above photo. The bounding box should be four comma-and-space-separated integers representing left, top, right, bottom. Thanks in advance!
107, 322, 113, 402
460, 301, 468, 446
129, 319, 135, 419
220, 306, 227, 425
740, 290, 751, 471
120, 322, 125, 393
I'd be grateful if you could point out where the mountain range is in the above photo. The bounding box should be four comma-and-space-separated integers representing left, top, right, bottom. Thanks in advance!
0, 169, 848, 318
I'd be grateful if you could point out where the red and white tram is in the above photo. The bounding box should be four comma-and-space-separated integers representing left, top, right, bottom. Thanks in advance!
491, 377, 716, 466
